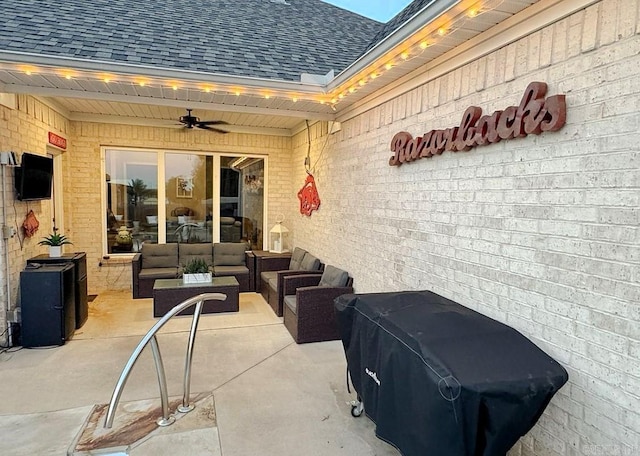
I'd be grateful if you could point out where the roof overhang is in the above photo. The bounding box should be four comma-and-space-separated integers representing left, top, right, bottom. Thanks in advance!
0, 0, 587, 135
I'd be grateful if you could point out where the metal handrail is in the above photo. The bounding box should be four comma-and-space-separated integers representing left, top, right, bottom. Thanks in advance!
104, 292, 226, 428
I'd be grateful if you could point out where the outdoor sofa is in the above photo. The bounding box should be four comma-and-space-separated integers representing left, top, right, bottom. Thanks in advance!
132, 242, 252, 298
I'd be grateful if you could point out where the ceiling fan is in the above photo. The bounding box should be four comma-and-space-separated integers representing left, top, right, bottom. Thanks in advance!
178, 109, 228, 133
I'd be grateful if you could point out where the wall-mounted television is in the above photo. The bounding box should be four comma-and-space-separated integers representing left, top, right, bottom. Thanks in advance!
14, 153, 54, 201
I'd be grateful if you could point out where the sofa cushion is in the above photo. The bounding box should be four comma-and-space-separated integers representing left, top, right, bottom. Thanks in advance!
138, 267, 179, 280
289, 247, 307, 270
261, 271, 278, 283
319, 265, 349, 287
213, 243, 246, 266
179, 243, 213, 268
142, 243, 178, 269
300, 253, 320, 271
214, 265, 249, 277
283, 295, 297, 314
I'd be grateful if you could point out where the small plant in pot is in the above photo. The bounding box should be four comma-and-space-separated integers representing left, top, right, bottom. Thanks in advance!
182, 258, 212, 284
38, 231, 72, 258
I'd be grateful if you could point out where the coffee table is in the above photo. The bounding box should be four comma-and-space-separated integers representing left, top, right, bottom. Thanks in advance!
152, 277, 239, 317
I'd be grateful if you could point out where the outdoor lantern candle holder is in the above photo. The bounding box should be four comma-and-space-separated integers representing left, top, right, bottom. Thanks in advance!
269, 217, 289, 253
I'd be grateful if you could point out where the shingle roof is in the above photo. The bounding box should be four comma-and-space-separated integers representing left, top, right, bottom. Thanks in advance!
0, 0, 382, 82
363, 0, 431, 53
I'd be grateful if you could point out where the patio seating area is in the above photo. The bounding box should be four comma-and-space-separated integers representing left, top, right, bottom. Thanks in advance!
0, 290, 400, 456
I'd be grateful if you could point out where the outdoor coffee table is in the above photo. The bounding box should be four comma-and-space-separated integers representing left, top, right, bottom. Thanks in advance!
152, 277, 239, 317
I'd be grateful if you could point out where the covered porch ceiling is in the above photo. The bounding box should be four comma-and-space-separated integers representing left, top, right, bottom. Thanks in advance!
0, 0, 545, 136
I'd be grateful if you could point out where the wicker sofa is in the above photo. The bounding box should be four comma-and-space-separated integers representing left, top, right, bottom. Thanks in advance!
282, 265, 353, 344
132, 242, 252, 298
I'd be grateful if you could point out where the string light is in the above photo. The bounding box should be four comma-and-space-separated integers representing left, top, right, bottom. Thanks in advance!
328, 0, 500, 104
11, 1, 499, 108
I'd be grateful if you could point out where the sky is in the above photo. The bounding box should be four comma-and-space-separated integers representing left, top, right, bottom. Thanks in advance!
323, 0, 414, 22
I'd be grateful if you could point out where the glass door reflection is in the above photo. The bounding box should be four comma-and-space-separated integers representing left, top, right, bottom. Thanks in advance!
165, 153, 213, 243
221, 156, 264, 249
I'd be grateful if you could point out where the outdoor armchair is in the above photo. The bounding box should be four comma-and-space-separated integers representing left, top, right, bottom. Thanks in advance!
282, 265, 353, 344
259, 247, 323, 316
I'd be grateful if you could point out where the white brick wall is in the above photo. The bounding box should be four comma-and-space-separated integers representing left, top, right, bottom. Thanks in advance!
290, 2, 639, 455
0, 95, 69, 347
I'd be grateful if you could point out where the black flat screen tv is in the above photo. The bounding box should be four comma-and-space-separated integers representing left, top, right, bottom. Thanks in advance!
15, 153, 54, 201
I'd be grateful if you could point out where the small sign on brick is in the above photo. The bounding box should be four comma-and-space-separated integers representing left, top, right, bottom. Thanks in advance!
48, 131, 67, 150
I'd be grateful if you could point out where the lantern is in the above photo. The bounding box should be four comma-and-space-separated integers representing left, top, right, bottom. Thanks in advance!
269, 218, 289, 253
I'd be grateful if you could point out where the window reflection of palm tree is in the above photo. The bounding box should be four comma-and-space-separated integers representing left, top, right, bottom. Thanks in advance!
127, 178, 153, 222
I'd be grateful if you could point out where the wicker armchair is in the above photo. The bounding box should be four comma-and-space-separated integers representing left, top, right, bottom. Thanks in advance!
259, 247, 323, 316
282, 265, 353, 344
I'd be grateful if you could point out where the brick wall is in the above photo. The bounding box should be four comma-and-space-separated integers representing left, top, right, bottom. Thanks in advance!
0, 95, 70, 346
291, 1, 639, 455
68, 122, 292, 294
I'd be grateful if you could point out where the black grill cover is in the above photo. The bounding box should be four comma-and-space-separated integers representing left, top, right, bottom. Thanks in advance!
335, 290, 568, 456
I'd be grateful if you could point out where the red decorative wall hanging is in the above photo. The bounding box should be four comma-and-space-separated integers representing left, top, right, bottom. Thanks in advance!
297, 174, 321, 216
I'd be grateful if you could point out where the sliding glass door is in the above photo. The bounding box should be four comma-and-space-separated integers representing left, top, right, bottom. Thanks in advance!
104, 150, 158, 254
103, 148, 265, 254
165, 153, 213, 244
221, 156, 264, 250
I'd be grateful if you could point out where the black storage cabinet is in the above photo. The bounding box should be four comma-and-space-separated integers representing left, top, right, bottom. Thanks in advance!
20, 263, 76, 347
335, 290, 568, 456
27, 252, 88, 329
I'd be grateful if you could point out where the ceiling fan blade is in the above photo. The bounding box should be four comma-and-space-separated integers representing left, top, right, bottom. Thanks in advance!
197, 120, 228, 126
198, 125, 228, 133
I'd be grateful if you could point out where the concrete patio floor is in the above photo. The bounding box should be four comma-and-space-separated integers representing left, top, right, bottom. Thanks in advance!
0, 290, 400, 455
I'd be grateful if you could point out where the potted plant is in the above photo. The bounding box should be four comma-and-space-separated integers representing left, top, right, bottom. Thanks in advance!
182, 257, 212, 284
38, 232, 73, 257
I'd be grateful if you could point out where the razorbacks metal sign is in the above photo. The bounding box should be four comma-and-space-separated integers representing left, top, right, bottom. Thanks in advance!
389, 82, 566, 166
